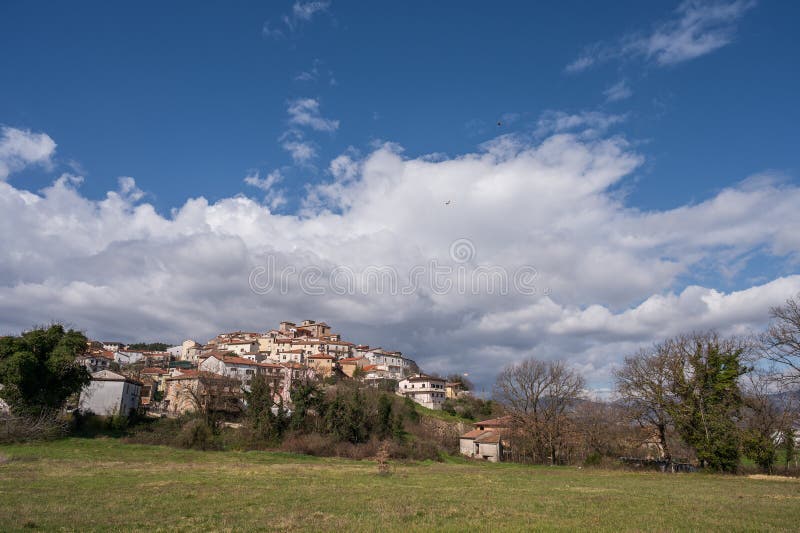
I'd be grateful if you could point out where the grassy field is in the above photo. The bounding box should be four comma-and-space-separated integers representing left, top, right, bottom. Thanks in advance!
1, 439, 800, 531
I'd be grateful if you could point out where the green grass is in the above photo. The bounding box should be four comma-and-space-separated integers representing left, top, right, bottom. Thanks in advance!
2, 439, 800, 531
413, 403, 472, 424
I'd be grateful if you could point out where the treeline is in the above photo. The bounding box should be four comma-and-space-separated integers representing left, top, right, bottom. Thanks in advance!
120, 378, 463, 460
492, 295, 800, 474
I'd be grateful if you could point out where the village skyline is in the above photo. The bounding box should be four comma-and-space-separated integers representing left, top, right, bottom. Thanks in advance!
1, 0, 799, 399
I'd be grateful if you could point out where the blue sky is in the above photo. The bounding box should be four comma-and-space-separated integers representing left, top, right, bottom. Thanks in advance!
2, 1, 797, 213
1, 1, 799, 390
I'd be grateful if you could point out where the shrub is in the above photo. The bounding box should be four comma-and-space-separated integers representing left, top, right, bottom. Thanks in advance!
0, 411, 68, 443
176, 419, 216, 450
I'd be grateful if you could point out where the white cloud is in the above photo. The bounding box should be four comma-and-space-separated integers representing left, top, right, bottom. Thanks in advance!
637, 0, 757, 66
280, 132, 318, 164
535, 111, 625, 138
566, 0, 756, 72
0, 126, 57, 180
118, 176, 144, 202
244, 170, 282, 192
287, 98, 339, 132
604, 80, 632, 102
263, 1, 331, 40
244, 170, 287, 211
1, 123, 798, 391
292, 1, 330, 21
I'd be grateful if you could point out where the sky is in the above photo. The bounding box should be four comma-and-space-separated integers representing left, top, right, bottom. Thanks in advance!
1, 0, 799, 394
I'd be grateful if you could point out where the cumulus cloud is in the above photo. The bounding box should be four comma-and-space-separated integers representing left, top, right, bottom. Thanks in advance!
0, 126, 57, 180
287, 98, 339, 132
1, 124, 798, 391
566, 0, 756, 72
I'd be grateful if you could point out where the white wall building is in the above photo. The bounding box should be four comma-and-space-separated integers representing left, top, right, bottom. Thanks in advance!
166, 345, 182, 359
364, 349, 414, 380
78, 370, 142, 416
114, 350, 145, 366
397, 374, 447, 409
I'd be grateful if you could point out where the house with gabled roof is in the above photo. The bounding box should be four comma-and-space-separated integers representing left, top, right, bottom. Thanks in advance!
78, 370, 142, 417
459, 416, 512, 462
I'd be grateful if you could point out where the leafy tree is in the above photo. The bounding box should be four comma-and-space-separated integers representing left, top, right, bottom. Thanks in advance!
289, 380, 322, 431
742, 429, 776, 473
377, 394, 393, 439
666, 333, 748, 472
324, 387, 370, 444
245, 375, 287, 444
0, 325, 90, 415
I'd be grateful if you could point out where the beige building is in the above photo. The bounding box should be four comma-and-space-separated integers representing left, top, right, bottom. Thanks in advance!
307, 353, 335, 378
339, 356, 369, 377
163, 371, 242, 416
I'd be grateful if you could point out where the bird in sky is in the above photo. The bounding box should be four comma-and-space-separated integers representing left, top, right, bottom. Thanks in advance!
445, 200, 451, 205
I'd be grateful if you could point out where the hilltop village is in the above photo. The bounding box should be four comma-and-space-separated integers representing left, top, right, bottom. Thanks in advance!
77, 319, 467, 419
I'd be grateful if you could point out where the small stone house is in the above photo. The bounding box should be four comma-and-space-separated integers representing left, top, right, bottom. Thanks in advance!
459, 416, 512, 462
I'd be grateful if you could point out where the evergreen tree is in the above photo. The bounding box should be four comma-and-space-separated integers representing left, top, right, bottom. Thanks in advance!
0, 325, 90, 415
667, 334, 747, 472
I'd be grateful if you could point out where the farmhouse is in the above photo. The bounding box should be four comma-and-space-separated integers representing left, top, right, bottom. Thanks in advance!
459, 416, 512, 463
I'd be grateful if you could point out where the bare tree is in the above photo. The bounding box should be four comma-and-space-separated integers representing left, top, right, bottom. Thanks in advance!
761, 294, 800, 386
174, 373, 243, 427
740, 369, 796, 473
493, 358, 585, 465
615, 345, 677, 463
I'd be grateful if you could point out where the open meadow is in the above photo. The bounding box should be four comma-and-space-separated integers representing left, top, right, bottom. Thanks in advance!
1, 439, 799, 532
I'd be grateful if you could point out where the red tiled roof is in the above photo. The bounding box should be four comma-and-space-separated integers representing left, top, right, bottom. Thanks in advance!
460, 429, 491, 440
473, 416, 512, 428
475, 432, 502, 444
219, 355, 259, 366
308, 353, 334, 360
